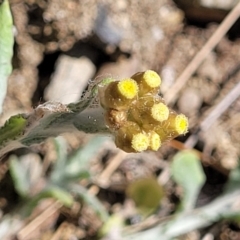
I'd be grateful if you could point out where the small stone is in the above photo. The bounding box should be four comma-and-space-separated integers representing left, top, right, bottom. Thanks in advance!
178, 87, 202, 114
44, 55, 96, 104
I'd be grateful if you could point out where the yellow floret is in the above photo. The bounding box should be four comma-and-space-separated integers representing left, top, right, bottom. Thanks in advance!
175, 114, 188, 134
131, 133, 149, 152
99, 79, 138, 110
142, 70, 161, 88
131, 70, 161, 96
148, 131, 161, 151
117, 79, 139, 99
151, 103, 169, 122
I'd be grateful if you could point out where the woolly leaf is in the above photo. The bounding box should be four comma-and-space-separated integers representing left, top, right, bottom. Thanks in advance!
9, 155, 31, 197
64, 136, 108, 180
39, 186, 74, 207
0, 0, 14, 113
171, 150, 206, 212
0, 115, 27, 146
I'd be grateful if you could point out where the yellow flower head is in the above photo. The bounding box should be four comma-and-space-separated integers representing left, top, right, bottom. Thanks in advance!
142, 70, 161, 88
131, 133, 149, 152
117, 79, 139, 99
148, 131, 161, 151
154, 113, 189, 140
175, 114, 188, 135
151, 103, 169, 122
99, 79, 138, 110
131, 70, 161, 96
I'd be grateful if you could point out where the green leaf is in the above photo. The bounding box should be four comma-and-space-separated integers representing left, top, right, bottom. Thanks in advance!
19, 106, 109, 147
50, 136, 68, 184
9, 155, 31, 197
64, 136, 108, 180
0, 0, 14, 114
73, 107, 109, 133
71, 184, 109, 221
21, 185, 74, 216
0, 115, 27, 146
223, 163, 240, 193
39, 185, 74, 207
0, 78, 110, 156
171, 150, 206, 212
50, 135, 108, 184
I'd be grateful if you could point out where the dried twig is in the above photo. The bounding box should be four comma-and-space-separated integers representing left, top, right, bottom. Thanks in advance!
97, 150, 127, 188
185, 80, 240, 148
164, 1, 240, 105
17, 201, 62, 240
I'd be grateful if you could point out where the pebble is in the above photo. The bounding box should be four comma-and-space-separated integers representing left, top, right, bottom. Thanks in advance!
44, 55, 95, 104
177, 87, 203, 114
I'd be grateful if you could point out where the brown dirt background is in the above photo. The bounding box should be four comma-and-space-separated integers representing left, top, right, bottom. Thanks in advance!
1, 0, 240, 239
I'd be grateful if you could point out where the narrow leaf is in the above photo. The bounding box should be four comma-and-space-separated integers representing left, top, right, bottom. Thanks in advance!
0, 115, 26, 146
21, 185, 74, 217
9, 155, 31, 197
0, 0, 14, 113
50, 136, 68, 184
64, 136, 108, 180
71, 184, 109, 221
39, 186, 74, 207
224, 163, 240, 193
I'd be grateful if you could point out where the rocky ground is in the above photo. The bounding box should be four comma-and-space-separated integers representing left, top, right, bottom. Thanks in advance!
1, 0, 240, 239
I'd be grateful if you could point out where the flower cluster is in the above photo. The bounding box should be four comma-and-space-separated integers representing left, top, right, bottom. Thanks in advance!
98, 70, 188, 153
